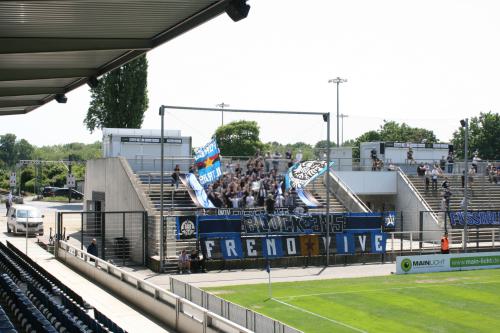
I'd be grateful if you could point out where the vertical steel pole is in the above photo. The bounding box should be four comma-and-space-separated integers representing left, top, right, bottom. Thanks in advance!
336, 82, 340, 148
463, 118, 469, 252
159, 106, 165, 272
326, 113, 331, 266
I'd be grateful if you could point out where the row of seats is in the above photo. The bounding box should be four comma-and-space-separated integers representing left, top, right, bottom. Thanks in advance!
27, 284, 93, 333
0, 242, 127, 333
6, 241, 85, 307
0, 273, 57, 333
95, 309, 126, 333
0, 304, 16, 333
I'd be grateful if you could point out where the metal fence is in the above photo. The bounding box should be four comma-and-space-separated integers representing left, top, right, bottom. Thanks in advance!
56, 211, 147, 266
170, 277, 302, 333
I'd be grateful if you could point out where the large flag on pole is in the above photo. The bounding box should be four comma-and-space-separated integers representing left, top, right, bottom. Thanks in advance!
194, 138, 222, 186
285, 160, 334, 190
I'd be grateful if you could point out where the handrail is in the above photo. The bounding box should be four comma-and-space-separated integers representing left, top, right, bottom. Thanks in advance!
396, 167, 439, 221
57, 241, 253, 333
326, 171, 371, 212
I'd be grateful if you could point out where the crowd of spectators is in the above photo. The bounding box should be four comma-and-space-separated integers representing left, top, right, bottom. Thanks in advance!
200, 151, 307, 212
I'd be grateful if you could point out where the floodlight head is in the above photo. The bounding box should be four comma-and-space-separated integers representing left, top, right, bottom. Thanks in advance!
87, 76, 99, 89
328, 77, 348, 84
55, 94, 67, 104
225, 0, 250, 22
460, 119, 467, 128
323, 113, 330, 122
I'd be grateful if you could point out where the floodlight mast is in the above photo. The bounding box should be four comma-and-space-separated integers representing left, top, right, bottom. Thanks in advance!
328, 77, 347, 148
160, 105, 334, 266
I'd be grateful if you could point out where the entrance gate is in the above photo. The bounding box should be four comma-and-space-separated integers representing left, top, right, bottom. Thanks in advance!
56, 211, 147, 266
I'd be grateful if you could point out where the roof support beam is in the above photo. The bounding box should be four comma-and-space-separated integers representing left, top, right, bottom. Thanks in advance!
0, 38, 153, 54
0, 87, 65, 97
0, 69, 95, 81
0, 100, 43, 108
0, 109, 27, 116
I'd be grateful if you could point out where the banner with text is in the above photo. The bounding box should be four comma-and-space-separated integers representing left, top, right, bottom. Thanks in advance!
202, 230, 387, 259
396, 251, 500, 274
449, 210, 500, 228
285, 160, 334, 190
194, 138, 222, 186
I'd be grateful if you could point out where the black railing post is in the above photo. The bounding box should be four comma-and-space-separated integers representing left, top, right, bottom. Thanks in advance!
419, 211, 424, 250
101, 212, 106, 260
143, 212, 148, 266
80, 212, 84, 250
122, 212, 126, 266
400, 211, 404, 254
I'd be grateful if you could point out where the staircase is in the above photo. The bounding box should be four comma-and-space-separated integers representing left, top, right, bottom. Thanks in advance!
304, 178, 347, 213
135, 172, 199, 271
406, 174, 500, 235
406, 174, 500, 212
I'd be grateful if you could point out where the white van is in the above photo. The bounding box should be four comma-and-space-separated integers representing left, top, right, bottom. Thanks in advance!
6, 205, 44, 236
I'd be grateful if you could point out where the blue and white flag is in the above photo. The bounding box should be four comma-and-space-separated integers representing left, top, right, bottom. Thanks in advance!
194, 139, 222, 186
181, 173, 215, 209
285, 160, 334, 190
296, 188, 321, 207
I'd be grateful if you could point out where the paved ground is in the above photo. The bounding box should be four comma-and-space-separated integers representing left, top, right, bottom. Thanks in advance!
0, 200, 170, 333
163, 263, 395, 288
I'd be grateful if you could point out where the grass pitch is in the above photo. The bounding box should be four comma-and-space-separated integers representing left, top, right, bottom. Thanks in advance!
205, 268, 500, 333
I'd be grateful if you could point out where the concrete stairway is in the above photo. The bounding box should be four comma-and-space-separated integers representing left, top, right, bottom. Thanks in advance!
406, 174, 500, 212
305, 178, 347, 213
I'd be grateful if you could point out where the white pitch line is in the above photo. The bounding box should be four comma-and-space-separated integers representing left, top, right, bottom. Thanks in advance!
272, 298, 368, 333
275, 280, 500, 300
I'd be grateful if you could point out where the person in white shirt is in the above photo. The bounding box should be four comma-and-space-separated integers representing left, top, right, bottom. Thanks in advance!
295, 150, 303, 163
178, 250, 191, 274
275, 193, 285, 207
230, 195, 240, 208
245, 193, 255, 208
431, 165, 440, 190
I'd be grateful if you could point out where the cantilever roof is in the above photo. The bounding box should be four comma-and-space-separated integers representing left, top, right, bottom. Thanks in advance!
0, 0, 233, 116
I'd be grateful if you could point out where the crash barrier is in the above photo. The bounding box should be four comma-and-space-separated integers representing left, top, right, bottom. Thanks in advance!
0, 241, 124, 333
57, 211, 147, 266
0, 304, 17, 333
386, 228, 500, 254
57, 241, 254, 333
170, 277, 302, 333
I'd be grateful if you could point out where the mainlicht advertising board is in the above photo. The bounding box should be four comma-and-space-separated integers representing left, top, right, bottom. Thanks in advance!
396, 252, 500, 274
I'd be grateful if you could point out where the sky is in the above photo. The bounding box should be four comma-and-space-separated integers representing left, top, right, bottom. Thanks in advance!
1, 0, 500, 148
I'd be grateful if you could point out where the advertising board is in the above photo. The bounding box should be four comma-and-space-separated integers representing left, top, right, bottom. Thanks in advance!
396, 252, 500, 274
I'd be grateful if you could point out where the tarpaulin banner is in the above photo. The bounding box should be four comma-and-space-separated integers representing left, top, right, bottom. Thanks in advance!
449, 210, 500, 228
285, 160, 334, 189
194, 138, 222, 186
192, 212, 391, 237
179, 173, 215, 208
201, 230, 387, 259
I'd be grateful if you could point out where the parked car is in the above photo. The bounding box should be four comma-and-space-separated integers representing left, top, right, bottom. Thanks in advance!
7, 205, 44, 236
53, 188, 84, 200
42, 186, 59, 197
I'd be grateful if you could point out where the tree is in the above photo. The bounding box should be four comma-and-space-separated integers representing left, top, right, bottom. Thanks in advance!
0, 133, 17, 167
351, 121, 438, 158
15, 139, 34, 161
451, 111, 500, 159
215, 120, 264, 156
84, 55, 148, 132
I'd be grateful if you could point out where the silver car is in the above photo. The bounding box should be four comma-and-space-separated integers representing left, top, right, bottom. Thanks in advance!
7, 205, 44, 236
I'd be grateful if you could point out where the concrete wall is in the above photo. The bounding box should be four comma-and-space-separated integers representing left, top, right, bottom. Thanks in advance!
395, 171, 441, 240
84, 157, 154, 262
335, 171, 398, 195
326, 172, 369, 213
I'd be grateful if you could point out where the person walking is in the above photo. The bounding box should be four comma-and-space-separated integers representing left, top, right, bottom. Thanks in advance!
5, 191, 13, 216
